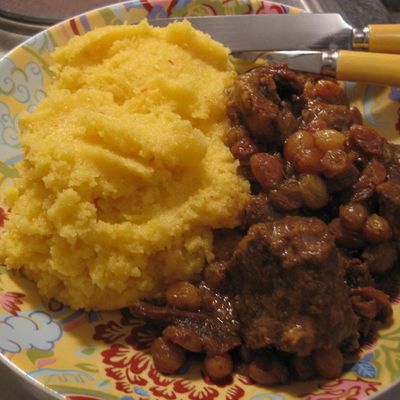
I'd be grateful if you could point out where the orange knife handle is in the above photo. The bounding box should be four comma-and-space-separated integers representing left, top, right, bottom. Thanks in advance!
336, 50, 400, 87
368, 24, 400, 54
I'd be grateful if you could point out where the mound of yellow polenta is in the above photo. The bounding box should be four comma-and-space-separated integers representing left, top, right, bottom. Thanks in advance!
0, 21, 249, 310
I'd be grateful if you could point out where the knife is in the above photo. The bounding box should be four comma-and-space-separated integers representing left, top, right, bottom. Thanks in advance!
150, 14, 400, 54
261, 50, 400, 87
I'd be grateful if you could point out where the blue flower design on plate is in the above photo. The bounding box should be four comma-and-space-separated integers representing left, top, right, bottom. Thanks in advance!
0, 310, 63, 353
0, 58, 46, 110
352, 352, 377, 378
0, 102, 20, 148
147, 5, 168, 20
134, 386, 150, 396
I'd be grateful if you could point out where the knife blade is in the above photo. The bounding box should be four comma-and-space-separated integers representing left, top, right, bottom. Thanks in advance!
261, 51, 325, 74
151, 14, 353, 52
262, 50, 400, 87
150, 15, 400, 54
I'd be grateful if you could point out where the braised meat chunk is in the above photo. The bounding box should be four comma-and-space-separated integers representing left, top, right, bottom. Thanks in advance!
131, 286, 240, 356
229, 216, 359, 356
228, 65, 301, 145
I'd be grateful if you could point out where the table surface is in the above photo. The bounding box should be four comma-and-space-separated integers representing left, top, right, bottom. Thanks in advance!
0, 0, 399, 399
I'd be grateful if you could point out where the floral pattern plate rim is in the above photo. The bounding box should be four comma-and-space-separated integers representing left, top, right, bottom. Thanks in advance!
0, 1, 400, 399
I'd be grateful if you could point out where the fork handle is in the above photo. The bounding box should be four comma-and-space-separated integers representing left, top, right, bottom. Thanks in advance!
368, 24, 400, 54
336, 50, 400, 87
